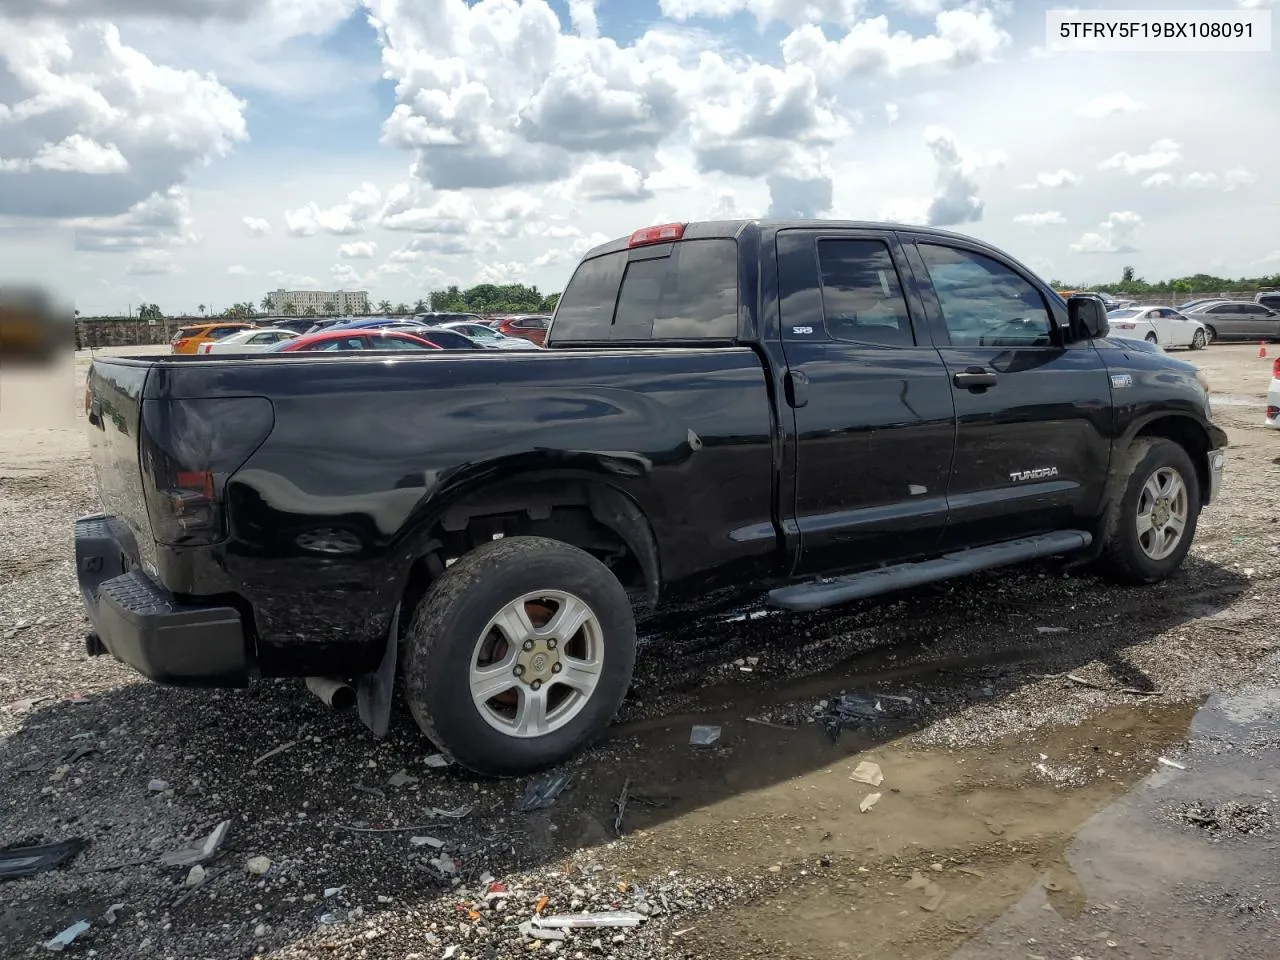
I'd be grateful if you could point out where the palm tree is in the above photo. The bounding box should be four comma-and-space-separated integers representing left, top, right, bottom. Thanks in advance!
282, 302, 297, 316
394, 302, 409, 315
322, 299, 337, 315
198, 303, 207, 317
303, 306, 317, 318
377, 299, 392, 314
413, 298, 428, 313
261, 295, 273, 314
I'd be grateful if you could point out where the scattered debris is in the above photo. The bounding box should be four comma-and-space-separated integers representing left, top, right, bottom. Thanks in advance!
409, 836, 445, 849
1066, 674, 1107, 691
905, 870, 944, 911
388, 769, 419, 788
158, 819, 231, 869
823, 692, 917, 740
520, 772, 572, 812
534, 911, 646, 929
252, 741, 297, 767
1179, 801, 1271, 835
3, 695, 52, 716
324, 886, 345, 898
185, 865, 206, 887
352, 784, 385, 799
859, 792, 882, 813
246, 856, 272, 875
745, 717, 794, 731
519, 921, 567, 941
689, 725, 721, 747
1035, 626, 1069, 634
850, 761, 884, 787
147, 779, 170, 792
423, 753, 450, 769
102, 904, 125, 926
957, 866, 986, 878
1158, 757, 1187, 771
613, 777, 631, 837
42, 920, 90, 952
0, 837, 88, 880
428, 854, 457, 876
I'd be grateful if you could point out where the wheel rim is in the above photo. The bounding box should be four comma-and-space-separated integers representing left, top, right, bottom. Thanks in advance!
1136, 467, 1189, 561
1205, 327, 1215, 343
1145, 335, 1157, 343
468, 590, 604, 738
1193, 330, 1205, 348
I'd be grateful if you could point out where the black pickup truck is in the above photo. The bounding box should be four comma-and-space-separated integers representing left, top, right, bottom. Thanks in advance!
78, 219, 1227, 776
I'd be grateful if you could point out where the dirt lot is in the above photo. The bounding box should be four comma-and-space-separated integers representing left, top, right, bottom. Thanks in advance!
1, 343, 1277, 959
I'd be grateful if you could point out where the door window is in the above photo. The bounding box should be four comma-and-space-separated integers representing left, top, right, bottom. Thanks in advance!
815, 239, 915, 346
917, 244, 1053, 346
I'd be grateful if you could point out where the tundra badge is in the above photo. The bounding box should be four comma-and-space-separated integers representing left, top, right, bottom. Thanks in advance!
1009, 467, 1059, 482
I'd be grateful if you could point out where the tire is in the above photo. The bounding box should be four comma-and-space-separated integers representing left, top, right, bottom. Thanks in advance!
1203, 325, 1217, 344
1191, 329, 1206, 350
1145, 333, 1157, 344
401, 536, 637, 777
1097, 438, 1200, 586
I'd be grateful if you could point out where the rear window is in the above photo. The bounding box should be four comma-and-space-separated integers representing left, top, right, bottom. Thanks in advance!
175, 326, 203, 339
552, 239, 738, 343
208, 326, 246, 340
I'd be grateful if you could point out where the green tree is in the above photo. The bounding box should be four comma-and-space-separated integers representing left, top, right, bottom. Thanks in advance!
261, 295, 273, 313
377, 299, 392, 314
282, 302, 297, 316
322, 299, 337, 315
304, 306, 317, 317
1121, 266, 1135, 284
413, 298, 428, 313
198, 303, 207, 316
394, 302, 410, 315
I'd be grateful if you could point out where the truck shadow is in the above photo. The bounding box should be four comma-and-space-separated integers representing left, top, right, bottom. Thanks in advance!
0, 556, 1257, 954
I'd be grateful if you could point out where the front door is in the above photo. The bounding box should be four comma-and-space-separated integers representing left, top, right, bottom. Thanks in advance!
900, 235, 1113, 550
775, 227, 956, 577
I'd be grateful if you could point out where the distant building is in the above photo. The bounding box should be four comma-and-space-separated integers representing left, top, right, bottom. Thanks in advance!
266, 288, 369, 315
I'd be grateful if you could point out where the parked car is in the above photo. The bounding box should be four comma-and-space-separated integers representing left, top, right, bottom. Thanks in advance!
1255, 292, 1280, 312
77, 219, 1226, 778
381, 324, 488, 350
256, 317, 321, 335
437, 321, 541, 350
1180, 300, 1280, 343
266, 329, 443, 352
302, 318, 351, 335
496, 315, 551, 346
1267, 355, 1279, 429
1104, 306, 1208, 350
412, 312, 487, 326
1076, 291, 1121, 311
200, 328, 299, 354
170, 322, 252, 354
1177, 298, 1228, 312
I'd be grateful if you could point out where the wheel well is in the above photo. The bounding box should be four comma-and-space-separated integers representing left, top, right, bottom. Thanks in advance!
1133, 416, 1210, 503
399, 479, 661, 624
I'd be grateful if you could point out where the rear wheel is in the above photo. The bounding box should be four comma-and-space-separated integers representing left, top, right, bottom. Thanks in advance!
401, 536, 637, 777
1190, 328, 1207, 350
1145, 333, 1158, 344
1098, 438, 1200, 586
1204, 325, 1217, 344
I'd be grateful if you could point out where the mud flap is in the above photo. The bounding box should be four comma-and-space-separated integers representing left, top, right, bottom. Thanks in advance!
357, 602, 399, 739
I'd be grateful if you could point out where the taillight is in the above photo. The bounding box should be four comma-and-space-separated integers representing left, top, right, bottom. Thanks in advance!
628, 222, 685, 247
1272, 357, 1280, 379
174, 339, 188, 350
139, 398, 274, 546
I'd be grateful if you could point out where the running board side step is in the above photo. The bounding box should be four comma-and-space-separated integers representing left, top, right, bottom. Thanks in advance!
767, 530, 1093, 613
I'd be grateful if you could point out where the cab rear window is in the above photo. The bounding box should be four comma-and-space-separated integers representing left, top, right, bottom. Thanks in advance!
552, 238, 738, 343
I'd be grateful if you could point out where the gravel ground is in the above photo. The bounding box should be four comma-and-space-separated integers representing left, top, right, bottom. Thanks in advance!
1, 343, 1277, 959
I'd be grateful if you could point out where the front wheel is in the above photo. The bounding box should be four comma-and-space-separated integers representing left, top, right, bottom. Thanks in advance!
1190, 328, 1207, 350
1145, 333, 1158, 344
401, 536, 637, 777
1098, 438, 1200, 586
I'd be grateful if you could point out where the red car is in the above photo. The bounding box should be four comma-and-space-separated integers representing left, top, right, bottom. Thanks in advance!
268, 329, 443, 353
495, 315, 550, 346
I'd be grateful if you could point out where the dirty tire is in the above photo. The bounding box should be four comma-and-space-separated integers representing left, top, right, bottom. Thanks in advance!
1191, 329, 1206, 350
1203, 325, 1217, 344
1097, 438, 1200, 586
401, 536, 637, 778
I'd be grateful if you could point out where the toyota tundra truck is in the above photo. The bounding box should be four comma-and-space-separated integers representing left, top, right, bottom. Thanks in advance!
76, 219, 1228, 776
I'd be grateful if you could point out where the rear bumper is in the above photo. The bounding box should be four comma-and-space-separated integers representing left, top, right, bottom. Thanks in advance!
75, 515, 249, 686
1266, 379, 1279, 428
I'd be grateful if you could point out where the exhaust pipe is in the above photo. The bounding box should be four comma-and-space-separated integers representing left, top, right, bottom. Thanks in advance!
306, 676, 356, 710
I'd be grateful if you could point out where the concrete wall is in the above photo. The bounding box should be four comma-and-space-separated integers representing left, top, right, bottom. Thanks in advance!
76, 318, 187, 348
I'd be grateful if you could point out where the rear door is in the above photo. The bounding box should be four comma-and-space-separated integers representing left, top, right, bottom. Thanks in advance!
775, 227, 956, 575
1238, 302, 1280, 338
900, 234, 1112, 549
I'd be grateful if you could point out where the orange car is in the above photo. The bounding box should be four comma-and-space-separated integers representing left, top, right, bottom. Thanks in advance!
171, 322, 253, 355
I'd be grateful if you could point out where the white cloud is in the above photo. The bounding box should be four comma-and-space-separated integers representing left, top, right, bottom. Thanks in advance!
561, 160, 654, 202
1017, 169, 1080, 190
1142, 169, 1256, 192
1223, 168, 1256, 191
0, 20, 246, 226
284, 182, 382, 237
227, 264, 249, 275
658, 0, 863, 29
885, 102, 899, 123
1074, 93, 1142, 119
338, 240, 378, 259
887, 125, 1001, 228
70, 187, 198, 252
1070, 211, 1142, 255
1141, 172, 1174, 188
125, 249, 177, 275
1013, 211, 1065, 227
242, 216, 271, 236
1098, 139, 1180, 175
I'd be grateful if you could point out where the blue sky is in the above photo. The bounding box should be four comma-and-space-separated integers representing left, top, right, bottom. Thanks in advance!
0, 0, 1276, 316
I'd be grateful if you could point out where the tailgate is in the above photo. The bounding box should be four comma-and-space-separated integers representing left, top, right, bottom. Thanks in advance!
85, 359, 156, 567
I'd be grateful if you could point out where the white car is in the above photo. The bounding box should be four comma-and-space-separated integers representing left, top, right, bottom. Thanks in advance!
1267, 356, 1279, 429
200, 328, 300, 354
1106, 306, 1208, 351
437, 321, 540, 350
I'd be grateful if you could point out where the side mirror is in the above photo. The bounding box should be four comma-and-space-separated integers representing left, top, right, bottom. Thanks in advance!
1067, 295, 1109, 341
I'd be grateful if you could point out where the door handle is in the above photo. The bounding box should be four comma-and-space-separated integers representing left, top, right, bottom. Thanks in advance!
953, 367, 997, 390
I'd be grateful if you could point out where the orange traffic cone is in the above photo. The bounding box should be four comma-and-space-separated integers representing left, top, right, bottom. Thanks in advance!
1260, 342, 1269, 358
